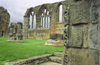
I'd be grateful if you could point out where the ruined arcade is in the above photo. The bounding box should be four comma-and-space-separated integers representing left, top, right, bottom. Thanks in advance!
23, 1, 65, 39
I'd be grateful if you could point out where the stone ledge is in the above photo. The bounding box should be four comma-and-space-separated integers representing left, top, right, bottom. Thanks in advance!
49, 56, 62, 64
5, 54, 52, 65
45, 39, 64, 47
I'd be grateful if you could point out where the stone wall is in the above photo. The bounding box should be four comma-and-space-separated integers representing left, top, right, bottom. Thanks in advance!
23, 1, 66, 39
5, 54, 52, 65
63, 0, 100, 65
0, 6, 10, 37
7, 22, 23, 42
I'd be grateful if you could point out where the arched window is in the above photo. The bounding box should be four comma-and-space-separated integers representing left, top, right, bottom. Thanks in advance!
29, 15, 32, 29
28, 11, 36, 29
40, 9, 50, 28
34, 14, 36, 29
59, 4, 62, 22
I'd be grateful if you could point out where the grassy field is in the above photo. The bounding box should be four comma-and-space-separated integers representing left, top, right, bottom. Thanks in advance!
0, 37, 64, 65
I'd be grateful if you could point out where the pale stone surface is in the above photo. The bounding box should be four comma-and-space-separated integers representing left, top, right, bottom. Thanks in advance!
54, 52, 63, 57
40, 62, 62, 65
45, 39, 64, 47
70, 1, 90, 24
67, 26, 82, 47
63, 48, 99, 65
5, 54, 52, 65
83, 25, 89, 48
88, 24, 99, 50
49, 56, 62, 64
91, 0, 100, 23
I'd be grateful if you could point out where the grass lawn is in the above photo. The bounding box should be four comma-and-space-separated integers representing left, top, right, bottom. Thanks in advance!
0, 37, 64, 65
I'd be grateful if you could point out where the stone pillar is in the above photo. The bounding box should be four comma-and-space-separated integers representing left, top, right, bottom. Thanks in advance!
23, 16, 28, 39
42, 16, 44, 28
32, 15, 34, 29
8, 22, 23, 42
44, 15, 46, 28
47, 15, 48, 28
16, 22, 23, 40
41, 16, 43, 28
63, 0, 100, 65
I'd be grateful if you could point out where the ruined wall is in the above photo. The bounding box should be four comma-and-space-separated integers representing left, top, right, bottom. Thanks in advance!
63, 0, 100, 65
23, 1, 65, 39
0, 6, 10, 37
8, 22, 23, 42
56, 23, 64, 34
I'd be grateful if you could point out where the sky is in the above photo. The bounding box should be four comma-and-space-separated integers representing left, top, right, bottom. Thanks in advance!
0, 0, 63, 24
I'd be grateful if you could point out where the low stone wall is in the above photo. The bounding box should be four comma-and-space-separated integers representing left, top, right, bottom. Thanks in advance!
5, 54, 52, 65
28, 28, 50, 39
45, 39, 64, 47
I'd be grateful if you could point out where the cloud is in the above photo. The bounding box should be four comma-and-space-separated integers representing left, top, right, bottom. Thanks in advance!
0, 0, 63, 24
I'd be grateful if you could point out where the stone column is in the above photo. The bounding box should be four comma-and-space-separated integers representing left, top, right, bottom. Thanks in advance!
42, 16, 44, 28
23, 16, 28, 39
41, 16, 43, 28
44, 15, 46, 28
32, 15, 34, 29
47, 15, 48, 28
16, 22, 23, 41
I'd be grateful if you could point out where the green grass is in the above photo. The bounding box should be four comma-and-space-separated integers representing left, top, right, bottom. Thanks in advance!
0, 37, 64, 65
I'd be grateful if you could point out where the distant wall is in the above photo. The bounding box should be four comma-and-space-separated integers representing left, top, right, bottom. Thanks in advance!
0, 6, 10, 37
23, 1, 66, 39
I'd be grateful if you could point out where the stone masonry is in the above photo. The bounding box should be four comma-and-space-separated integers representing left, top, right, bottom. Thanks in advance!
45, 34, 64, 46
0, 6, 10, 37
23, 1, 66, 39
7, 22, 23, 42
63, 0, 100, 65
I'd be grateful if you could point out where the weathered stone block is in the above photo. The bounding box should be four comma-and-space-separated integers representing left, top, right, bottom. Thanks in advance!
70, 1, 90, 24
88, 24, 99, 50
45, 39, 64, 47
63, 48, 99, 65
9, 27, 13, 33
17, 22, 23, 29
91, 0, 100, 23
17, 29, 22, 34
68, 26, 82, 47
83, 25, 89, 48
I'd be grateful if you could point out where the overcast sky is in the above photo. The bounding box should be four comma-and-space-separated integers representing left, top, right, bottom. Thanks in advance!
0, 0, 63, 24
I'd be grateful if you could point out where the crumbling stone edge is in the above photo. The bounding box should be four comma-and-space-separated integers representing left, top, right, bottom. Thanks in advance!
5, 54, 52, 65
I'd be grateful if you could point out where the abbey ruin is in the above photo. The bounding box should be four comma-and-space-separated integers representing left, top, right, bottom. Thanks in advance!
23, 1, 65, 39
1, 0, 100, 65
0, 6, 10, 37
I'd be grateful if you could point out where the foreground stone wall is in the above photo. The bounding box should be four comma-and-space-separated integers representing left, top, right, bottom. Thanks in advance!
0, 6, 10, 37
63, 0, 100, 65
